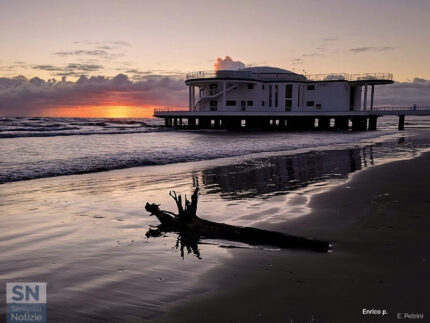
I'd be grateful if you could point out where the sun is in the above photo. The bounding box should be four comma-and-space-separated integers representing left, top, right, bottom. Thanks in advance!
105, 106, 133, 118
43, 105, 155, 118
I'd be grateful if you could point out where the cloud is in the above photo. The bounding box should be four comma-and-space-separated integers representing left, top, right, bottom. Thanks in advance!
322, 37, 338, 42
73, 40, 131, 47
54, 50, 110, 56
0, 74, 188, 116
350, 46, 395, 53
214, 56, 246, 71
54, 49, 123, 60
32, 63, 104, 76
375, 78, 430, 106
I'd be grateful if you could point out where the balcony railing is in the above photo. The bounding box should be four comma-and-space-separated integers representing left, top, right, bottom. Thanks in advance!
154, 106, 430, 114
185, 70, 393, 82
154, 107, 189, 113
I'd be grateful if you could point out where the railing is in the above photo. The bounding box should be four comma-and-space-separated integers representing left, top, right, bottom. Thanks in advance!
373, 106, 430, 111
305, 73, 393, 81
186, 71, 216, 80
154, 107, 189, 113
154, 106, 430, 114
185, 70, 393, 82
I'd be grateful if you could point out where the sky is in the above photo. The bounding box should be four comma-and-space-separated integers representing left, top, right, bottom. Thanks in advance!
0, 0, 430, 117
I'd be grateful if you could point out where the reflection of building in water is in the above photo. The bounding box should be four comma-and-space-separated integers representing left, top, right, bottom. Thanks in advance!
193, 147, 374, 200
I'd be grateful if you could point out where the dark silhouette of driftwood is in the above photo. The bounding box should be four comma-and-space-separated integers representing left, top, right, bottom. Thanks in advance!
145, 188, 329, 257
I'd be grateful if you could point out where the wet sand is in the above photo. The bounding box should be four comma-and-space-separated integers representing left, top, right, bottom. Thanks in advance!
1, 132, 429, 322
152, 151, 430, 323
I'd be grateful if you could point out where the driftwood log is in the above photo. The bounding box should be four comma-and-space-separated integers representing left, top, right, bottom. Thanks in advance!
145, 188, 329, 257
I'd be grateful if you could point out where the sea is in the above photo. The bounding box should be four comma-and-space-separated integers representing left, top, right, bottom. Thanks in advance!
1, 116, 430, 184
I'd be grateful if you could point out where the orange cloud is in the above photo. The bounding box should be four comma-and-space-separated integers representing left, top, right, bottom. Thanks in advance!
0, 74, 187, 117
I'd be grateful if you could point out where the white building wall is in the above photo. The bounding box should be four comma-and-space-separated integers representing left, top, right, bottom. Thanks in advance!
189, 80, 353, 112
294, 81, 350, 112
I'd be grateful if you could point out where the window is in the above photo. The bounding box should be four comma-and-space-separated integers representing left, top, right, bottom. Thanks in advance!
262, 84, 265, 90
285, 99, 292, 111
269, 85, 272, 107
307, 84, 315, 91
275, 85, 278, 107
306, 101, 315, 107
226, 100, 236, 106
285, 84, 292, 98
209, 83, 218, 95
316, 103, 322, 109
262, 100, 265, 107
247, 100, 253, 106
248, 84, 254, 89
210, 100, 217, 111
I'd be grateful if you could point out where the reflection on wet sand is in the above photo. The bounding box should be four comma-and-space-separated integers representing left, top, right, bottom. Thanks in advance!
194, 147, 374, 200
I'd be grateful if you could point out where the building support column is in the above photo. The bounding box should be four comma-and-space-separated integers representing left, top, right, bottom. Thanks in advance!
334, 117, 349, 130
188, 117, 196, 129
368, 115, 378, 130
363, 84, 368, 111
370, 85, 374, 111
398, 115, 405, 130
199, 117, 211, 129
318, 117, 330, 130
222, 81, 226, 109
352, 116, 367, 131
191, 86, 195, 111
173, 118, 178, 127
188, 86, 192, 110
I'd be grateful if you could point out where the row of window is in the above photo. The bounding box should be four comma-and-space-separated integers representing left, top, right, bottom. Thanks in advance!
226, 100, 254, 106
209, 83, 315, 91
219, 100, 320, 108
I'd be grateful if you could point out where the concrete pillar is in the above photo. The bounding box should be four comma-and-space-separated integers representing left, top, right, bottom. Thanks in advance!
318, 117, 330, 130
222, 81, 226, 109
368, 115, 378, 130
352, 116, 367, 131
188, 86, 192, 110
224, 117, 241, 129
246, 117, 258, 129
398, 115, 405, 130
191, 86, 195, 110
199, 117, 211, 129
188, 117, 196, 129
370, 85, 374, 111
334, 117, 349, 130
363, 84, 368, 111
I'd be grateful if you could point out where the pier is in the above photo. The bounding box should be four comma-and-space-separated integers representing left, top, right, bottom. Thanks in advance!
154, 106, 430, 131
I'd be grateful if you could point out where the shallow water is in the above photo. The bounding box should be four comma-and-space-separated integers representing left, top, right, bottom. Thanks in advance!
1, 117, 430, 321
2, 115, 426, 183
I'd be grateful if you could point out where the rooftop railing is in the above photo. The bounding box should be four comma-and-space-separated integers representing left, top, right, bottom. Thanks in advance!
186, 71, 393, 82
305, 73, 393, 81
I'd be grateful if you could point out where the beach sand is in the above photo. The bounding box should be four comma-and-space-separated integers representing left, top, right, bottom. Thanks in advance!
1, 133, 429, 322
151, 151, 430, 323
